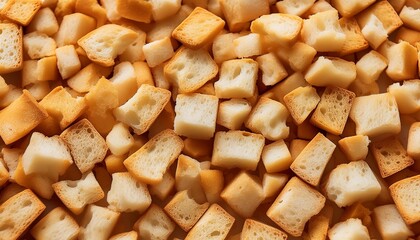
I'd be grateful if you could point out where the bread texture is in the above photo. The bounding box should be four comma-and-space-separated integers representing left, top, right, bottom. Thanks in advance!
338, 135, 370, 161
217, 98, 252, 130
115, 0, 152, 23
338, 17, 369, 56
221, 0, 269, 32
373, 204, 414, 240
262, 140, 293, 173
0, 23, 22, 74
1, 0, 41, 25
389, 174, 420, 224
283, 86, 320, 125
109, 231, 138, 240
136, 204, 175, 240
241, 219, 288, 240
55, 13, 96, 47
328, 218, 370, 240
79, 205, 120, 240
408, 122, 420, 160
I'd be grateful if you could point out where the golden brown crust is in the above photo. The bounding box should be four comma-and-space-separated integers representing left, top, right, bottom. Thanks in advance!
1, 0, 41, 25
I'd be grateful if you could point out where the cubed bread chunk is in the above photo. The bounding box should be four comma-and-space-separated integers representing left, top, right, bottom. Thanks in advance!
400, 5, 420, 31
332, 0, 375, 17
55, 45, 81, 79
408, 122, 420, 160
212, 130, 265, 170
106, 123, 134, 156
328, 218, 370, 240
115, 0, 152, 23
262, 173, 288, 199
1, 0, 41, 25
283, 86, 320, 125
256, 52, 288, 86
385, 41, 418, 81
288, 41, 317, 72
67, 63, 112, 93
217, 99, 252, 130
175, 154, 206, 203
200, 169, 224, 203
325, 160, 381, 207
149, 0, 181, 21
267, 177, 326, 237
135, 204, 175, 240
109, 231, 138, 240
389, 174, 420, 224
149, 172, 175, 201
361, 14, 388, 49
338, 17, 369, 56
356, 50, 388, 84
276, 0, 315, 16
373, 204, 414, 240
79, 205, 120, 240
55, 13, 96, 47
356, 0, 403, 34
388, 80, 420, 114
23, 31, 56, 59
212, 32, 241, 63
339, 135, 370, 161
233, 33, 263, 58
142, 37, 174, 68
27, 7, 59, 36
241, 219, 287, 240
220, 0, 269, 32
262, 140, 292, 173
0, 23, 22, 74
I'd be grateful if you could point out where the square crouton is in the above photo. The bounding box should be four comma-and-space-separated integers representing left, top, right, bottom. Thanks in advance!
371, 137, 414, 178
408, 122, 420, 160
328, 218, 370, 240
400, 5, 420, 31
1, 0, 41, 25
288, 41, 317, 72
310, 86, 356, 135
79, 205, 120, 240
27, 7, 59, 36
212, 130, 265, 170
349, 93, 400, 138
30, 207, 80, 240
325, 160, 381, 207
361, 14, 388, 49
388, 80, 420, 114
386, 41, 418, 81
174, 93, 218, 140
241, 219, 288, 240
290, 133, 336, 186
67, 63, 112, 93
173, 7, 225, 49
164, 47, 218, 93
262, 173, 288, 199
233, 33, 263, 58
135, 204, 175, 240
212, 32, 241, 64
185, 204, 235, 240
373, 204, 414, 240
338, 135, 370, 161
245, 97, 289, 141
0, 23, 22, 74
217, 99, 252, 130
142, 37, 174, 68
221, 172, 264, 218
262, 140, 292, 173
200, 169, 224, 203
339, 17, 369, 56
124, 129, 184, 184
55, 45, 81, 79
276, 0, 315, 16
55, 13, 96, 47
267, 177, 326, 237
175, 154, 207, 203
221, 0, 269, 32
0, 90, 48, 145
106, 123, 134, 156
332, 0, 375, 17
356, 50, 388, 84
283, 86, 320, 125
389, 175, 420, 224
115, 0, 152, 23
256, 52, 288, 86
36, 56, 58, 81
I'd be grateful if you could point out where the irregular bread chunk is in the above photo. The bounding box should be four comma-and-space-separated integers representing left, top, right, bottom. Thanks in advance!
220, 0, 269, 32
217, 98, 251, 130
1, 0, 41, 25
356, 0, 403, 34
388, 80, 420, 114
328, 218, 370, 240
373, 204, 414, 240
283, 86, 320, 125
135, 204, 175, 240
262, 140, 292, 173
408, 122, 420, 160
389, 174, 420, 224
109, 231, 138, 240
386, 41, 418, 81
338, 135, 370, 161
55, 13, 96, 47
0, 23, 22, 74
79, 205, 120, 240
106, 123, 134, 156
276, 0, 315, 16
241, 219, 287, 240
356, 50, 388, 84
27, 7, 59, 35
338, 17, 369, 56
256, 52, 288, 86
115, 0, 152, 23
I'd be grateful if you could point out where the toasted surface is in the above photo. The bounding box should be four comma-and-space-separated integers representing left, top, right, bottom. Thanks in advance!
283, 86, 320, 125
262, 140, 293, 173
332, 0, 375, 17
356, 0, 403, 34
328, 218, 370, 240
408, 122, 420, 160
115, 0, 152, 23
0, 23, 22, 74
1, 0, 41, 25
389, 174, 420, 225
136, 204, 175, 240
109, 231, 138, 240
373, 204, 414, 240
79, 205, 120, 240
221, 0, 269, 32
388, 80, 420, 114
339, 17, 369, 56
217, 98, 252, 130
338, 135, 370, 161
30, 207, 79, 240
241, 219, 287, 240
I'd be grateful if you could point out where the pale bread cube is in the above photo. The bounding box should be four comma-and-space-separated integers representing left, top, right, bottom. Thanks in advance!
267, 177, 325, 237
349, 93, 400, 138
174, 93, 218, 140
0, 160, 8, 187
23, 32, 56, 60
200, 169, 224, 203
215, 58, 258, 98
217, 98, 252, 130
262, 173, 288, 199
262, 140, 292, 173
120, 27, 146, 63
0, 0, 41, 25
328, 218, 370, 240
400, 5, 420, 31
107, 172, 151, 213
149, 172, 175, 201
36, 56, 58, 81
221, 0, 269, 32
245, 97, 289, 141
283, 86, 320, 125
356, 1, 403, 35
124, 129, 183, 184
303, 0, 335, 17
0, 76, 9, 97
135, 204, 175, 240
133, 61, 154, 86
21, 61, 37, 87
373, 204, 414, 240
104, 155, 126, 174
164, 47, 218, 93
233, 33, 263, 58
175, 154, 206, 203
301, 10, 345, 52
395, 27, 420, 46
290, 139, 309, 160
212, 130, 265, 170
164, 190, 209, 231
149, 0, 181, 21
79, 205, 120, 240
305, 56, 356, 88
291, 133, 335, 186
361, 14, 388, 49
325, 160, 381, 207
114, 84, 171, 135
0, 189, 45, 240
340, 202, 372, 226
276, 0, 315, 16
212, 32, 241, 63
67, 63, 112, 93
55, 45, 81, 79
106, 123, 134, 156
30, 207, 79, 240
54, 13, 96, 47
288, 41, 317, 72
115, 0, 152, 23
386, 41, 418, 81
27, 7, 58, 36
241, 219, 288, 240
108, 61, 137, 105
338, 17, 369, 56
142, 37, 174, 68
182, 138, 212, 159
185, 204, 235, 240
388, 80, 420, 114
109, 231, 137, 240
331, 0, 375, 17
390, 174, 420, 224
2, 147, 23, 182
52, 172, 104, 215
97, 0, 120, 22
338, 135, 370, 161
263, 70, 309, 105
408, 122, 420, 160
356, 50, 388, 84
173, 7, 225, 49
26, 82, 50, 101
256, 52, 288, 86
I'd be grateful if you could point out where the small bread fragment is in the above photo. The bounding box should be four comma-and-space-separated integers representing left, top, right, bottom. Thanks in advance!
0, 159, 8, 187
288, 41, 317, 72
389, 174, 420, 225
175, 154, 206, 202
142, 37, 174, 68
220, 0, 269, 32
149, 172, 175, 201
283, 86, 320, 125
328, 218, 370, 240
0, 90, 48, 145
361, 14, 388, 49
60, 119, 108, 173
339, 135, 370, 161
185, 204, 235, 240
173, 7, 225, 49
106, 123, 134, 156
262, 140, 292, 173
331, 0, 375, 17
233, 33, 263, 58
78, 24, 138, 67
67, 63, 112, 93
79, 205, 120, 240
212, 32, 241, 63
30, 207, 80, 240
23, 31, 56, 60
135, 204, 175, 240
109, 231, 138, 240
55, 45, 81, 79
124, 129, 183, 184
115, 0, 152, 23
339, 17, 369, 56
356, 50, 388, 84
373, 204, 414, 240
241, 219, 288, 240
262, 173, 288, 200
385, 41, 418, 81
395, 27, 420, 46
357, 0, 403, 35
212, 130, 265, 170
149, 0, 181, 21
408, 122, 420, 160
1, 0, 41, 25
0, 189, 45, 240
276, 0, 315, 16
256, 52, 288, 86
0, 23, 22, 74
55, 13, 96, 47
27, 7, 59, 36
400, 5, 420, 31
267, 177, 326, 237
200, 169, 224, 203
217, 99, 252, 130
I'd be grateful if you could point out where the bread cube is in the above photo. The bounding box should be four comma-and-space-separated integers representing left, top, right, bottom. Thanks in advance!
328, 218, 370, 240
338, 17, 369, 56
245, 97, 289, 141
0, 76, 8, 98
212, 32, 241, 63
52, 172, 104, 215
115, 0, 152, 23
30, 207, 79, 240
340, 202, 372, 226
390, 174, 420, 224
287, 41, 317, 72
241, 219, 288, 240
164, 190, 209, 231
165, 47, 218, 93
267, 177, 326, 237
305, 57, 356, 88
79, 205, 120, 240
149, 172, 175, 201
0, 160, 8, 187
124, 129, 183, 184
332, 0, 375, 17
387, 41, 418, 81
356, 0, 403, 34
408, 122, 420, 160
400, 5, 420, 31
55, 45, 81, 79
142, 37, 174, 68
182, 138, 212, 159
256, 52, 288, 86
276, 0, 315, 16
36, 56, 58, 81
27, 7, 59, 36
212, 130, 265, 170
339, 135, 370, 161
109, 231, 137, 240
233, 33, 263, 58
361, 14, 388, 49
23, 32, 56, 60
217, 99, 251, 130
262, 140, 292, 173
221, 0, 269, 32
301, 10, 345, 52
149, 0, 181, 21
349, 93, 400, 138
107, 172, 151, 213
175, 154, 206, 202
356, 50, 388, 84
119, 28, 146, 63
1, 0, 41, 25
0, 25, 22, 74
389, 80, 420, 115
200, 169, 224, 203
283, 86, 320, 125
108, 62, 137, 105
395, 27, 420, 46
136, 204, 175, 240
185, 204, 235, 240
106, 123, 134, 156
325, 160, 381, 207
262, 173, 288, 199
55, 13, 96, 47
173, 7, 224, 49
67, 63, 112, 93
373, 204, 414, 240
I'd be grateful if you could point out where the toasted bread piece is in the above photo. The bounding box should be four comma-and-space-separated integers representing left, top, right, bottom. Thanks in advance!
173, 7, 225, 49
339, 17, 369, 55
106, 123, 134, 156
0, 76, 8, 97
386, 41, 418, 81
142, 37, 174, 68
283, 86, 320, 125
325, 160, 381, 207
233, 32, 263, 58
395, 27, 420, 46
331, 0, 375, 17
75, 0, 107, 27
115, 0, 152, 23
27, 7, 58, 36
149, 0, 181, 21
400, 5, 420, 31
55, 13, 96, 47
356, 50, 388, 84
67, 63, 112, 93
109, 231, 138, 240
217, 98, 252, 130
241, 219, 288, 240
408, 122, 420, 160
256, 52, 288, 86
264, 72, 309, 105
0, 90, 48, 145
175, 154, 207, 203
149, 172, 175, 201
0, 23, 22, 74
30, 207, 80, 240
338, 135, 370, 161
373, 204, 414, 240
356, 0, 403, 34
262, 140, 292, 173
78, 24, 138, 67
328, 218, 370, 240
288, 41, 317, 72
388, 80, 420, 114
79, 205, 120, 240
212, 130, 265, 170
212, 32, 241, 63
55, 45, 81, 79
135, 204, 175, 240
276, 0, 315, 16
262, 173, 288, 200
124, 129, 183, 184
267, 177, 326, 237
60, 119, 108, 173
23, 32, 56, 60
389, 174, 420, 224
0, 189, 45, 240
0, 159, 8, 187
340, 202, 372, 226
200, 169, 224, 203
361, 14, 388, 49
1, 0, 41, 25
185, 204, 235, 240
220, 0, 269, 32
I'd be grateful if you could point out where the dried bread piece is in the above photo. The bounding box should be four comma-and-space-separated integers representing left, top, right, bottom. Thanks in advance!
331, 0, 375, 17
400, 5, 420, 31
200, 169, 224, 203
356, 50, 388, 84
338, 135, 370, 161
276, 0, 315, 16
79, 205, 120, 240
328, 218, 370, 240
262, 173, 288, 200
109, 231, 138, 240
106, 123, 134, 156
233, 32, 263, 58
283, 86, 320, 125
135, 204, 175, 240
338, 17, 369, 56
217, 98, 252, 130
0, 189, 45, 240
220, 0, 269, 32
241, 219, 287, 240
408, 122, 420, 160
1, 0, 41, 25
175, 154, 207, 203
142, 37, 174, 68
373, 204, 414, 240
55, 13, 96, 47
385, 41, 418, 81
388, 80, 420, 114
0, 23, 22, 74
23, 31, 56, 60
262, 140, 292, 173
27, 7, 59, 36
389, 174, 420, 225
115, 0, 152, 23
256, 52, 288, 86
